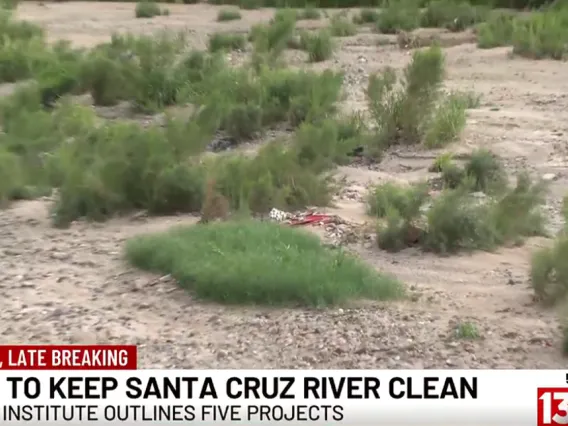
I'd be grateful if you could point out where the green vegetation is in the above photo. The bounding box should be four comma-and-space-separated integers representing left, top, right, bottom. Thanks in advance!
372, 171, 546, 254
366, 46, 469, 154
300, 29, 335, 61
208, 32, 247, 52
217, 8, 242, 21
135, 1, 165, 18
421, 0, 488, 32
329, 13, 358, 37
125, 220, 404, 306
297, 6, 322, 19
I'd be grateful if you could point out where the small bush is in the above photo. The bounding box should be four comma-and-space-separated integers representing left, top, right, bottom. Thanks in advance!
367, 45, 447, 150
424, 173, 546, 253
217, 8, 242, 21
424, 93, 468, 148
476, 10, 516, 48
376, 0, 421, 34
298, 6, 321, 20
125, 220, 404, 307
250, 10, 297, 62
329, 14, 357, 37
464, 148, 508, 193
421, 0, 488, 32
208, 32, 247, 52
239, 0, 262, 8
354, 8, 380, 24
367, 182, 429, 219
300, 29, 334, 62
135, 1, 163, 18
511, 9, 568, 60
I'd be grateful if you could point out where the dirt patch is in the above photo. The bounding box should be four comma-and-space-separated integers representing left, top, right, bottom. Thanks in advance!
2, 2, 567, 368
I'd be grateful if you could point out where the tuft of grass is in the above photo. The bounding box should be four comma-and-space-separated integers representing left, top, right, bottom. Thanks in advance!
511, 9, 568, 60
300, 29, 334, 62
217, 8, 242, 21
125, 220, 405, 307
354, 8, 380, 24
375, 0, 421, 34
421, 0, 488, 32
531, 195, 568, 306
329, 14, 358, 37
455, 321, 481, 339
135, 1, 164, 18
367, 181, 429, 219
464, 148, 508, 193
476, 10, 516, 48
298, 6, 321, 20
208, 32, 247, 52
250, 9, 297, 63
367, 45, 462, 153
424, 93, 468, 149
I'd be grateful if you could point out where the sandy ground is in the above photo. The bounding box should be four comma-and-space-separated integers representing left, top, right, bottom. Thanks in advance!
2, 2, 568, 368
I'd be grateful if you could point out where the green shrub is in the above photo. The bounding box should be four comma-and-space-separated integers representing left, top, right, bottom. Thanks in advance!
367, 45, 447, 151
424, 93, 468, 148
50, 116, 210, 227
250, 10, 297, 62
298, 6, 321, 19
354, 8, 380, 24
464, 148, 508, 193
291, 119, 362, 172
367, 181, 429, 219
208, 32, 247, 52
421, 0, 488, 32
512, 9, 568, 60
300, 29, 334, 62
329, 14, 357, 37
135, 1, 163, 18
195, 66, 342, 141
476, 10, 516, 48
125, 220, 404, 306
217, 8, 242, 21
376, 0, 421, 34
423, 173, 546, 253
532, 233, 568, 306
210, 140, 333, 213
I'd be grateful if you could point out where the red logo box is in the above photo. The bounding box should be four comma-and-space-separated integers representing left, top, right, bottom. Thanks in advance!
538, 388, 568, 426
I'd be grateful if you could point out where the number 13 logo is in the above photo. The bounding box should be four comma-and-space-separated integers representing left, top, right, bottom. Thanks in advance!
538, 388, 568, 426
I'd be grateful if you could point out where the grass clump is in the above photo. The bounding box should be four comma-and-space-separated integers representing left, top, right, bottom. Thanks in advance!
476, 10, 516, 48
208, 32, 247, 52
300, 29, 334, 62
329, 14, 357, 37
371, 171, 546, 254
353, 8, 380, 24
531, 197, 568, 306
375, 0, 421, 34
421, 0, 488, 32
297, 6, 321, 20
454, 321, 481, 339
125, 220, 404, 307
511, 9, 568, 60
217, 8, 242, 21
135, 1, 165, 18
366, 45, 467, 152
367, 182, 429, 219
250, 9, 297, 63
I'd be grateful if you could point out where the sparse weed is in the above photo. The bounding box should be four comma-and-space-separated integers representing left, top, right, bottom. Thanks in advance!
367, 181, 430, 220
208, 32, 247, 52
455, 321, 480, 339
135, 1, 164, 18
125, 220, 404, 307
367, 45, 447, 151
375, 0, 421, 34
217, 8, 242, 21
464, 148, 508, 193
429, 152, 454, 173
250, 9, 297, 62
298, 6, 321, 20
421, 0, 488, 32
329, 14, 357, 37
477, 10, 517, 49
512, 9, 568, 60
301, 29, 334, 62
354, 8, 380, 24
424, 93, 468, 148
